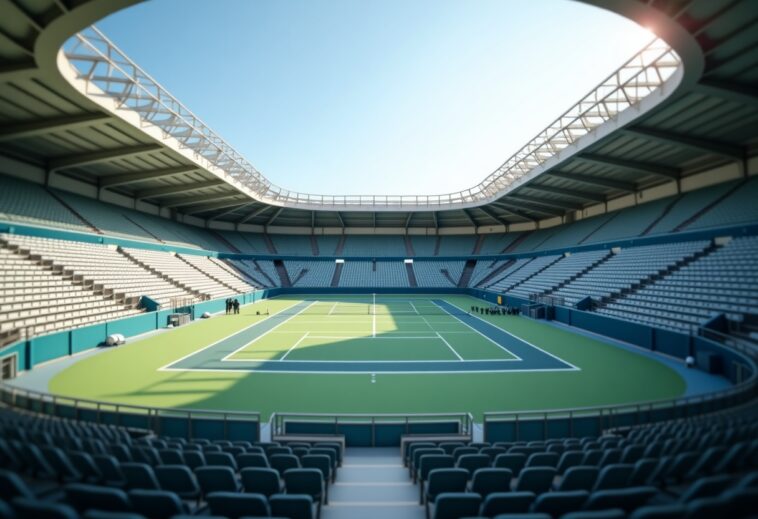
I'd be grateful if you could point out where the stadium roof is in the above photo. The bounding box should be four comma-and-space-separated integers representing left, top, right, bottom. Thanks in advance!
0, 0, 756, 229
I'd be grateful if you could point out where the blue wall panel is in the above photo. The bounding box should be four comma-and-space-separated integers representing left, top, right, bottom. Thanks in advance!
71, 324, 106, 354
107, 313, 155, 339
570, 311, 653, 349
29, 330, 70, 366
654, 329, 690, 359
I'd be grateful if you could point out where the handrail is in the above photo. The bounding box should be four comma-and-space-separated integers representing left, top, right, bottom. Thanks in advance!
62, 28, 680, 211
0, 382, 261, 440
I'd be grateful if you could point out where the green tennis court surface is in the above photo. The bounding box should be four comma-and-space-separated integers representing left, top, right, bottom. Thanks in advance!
49, 294, 686, 419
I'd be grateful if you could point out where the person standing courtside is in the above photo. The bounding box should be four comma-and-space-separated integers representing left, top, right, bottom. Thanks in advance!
233, 298, 240, 315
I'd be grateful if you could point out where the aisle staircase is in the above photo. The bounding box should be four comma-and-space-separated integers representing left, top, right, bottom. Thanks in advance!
323, 448, 421, 519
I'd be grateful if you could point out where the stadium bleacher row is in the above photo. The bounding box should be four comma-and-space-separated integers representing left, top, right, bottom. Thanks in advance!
2, 176, 757, 257
0, 395, 755, 518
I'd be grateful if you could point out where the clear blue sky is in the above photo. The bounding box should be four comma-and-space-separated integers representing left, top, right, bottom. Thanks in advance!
97, 0, 653, 196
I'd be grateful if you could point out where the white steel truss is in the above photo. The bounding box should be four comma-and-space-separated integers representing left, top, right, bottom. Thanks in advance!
62, 27, 681, 211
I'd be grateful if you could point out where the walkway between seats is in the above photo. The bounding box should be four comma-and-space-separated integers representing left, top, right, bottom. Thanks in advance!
323, 448, 423, 519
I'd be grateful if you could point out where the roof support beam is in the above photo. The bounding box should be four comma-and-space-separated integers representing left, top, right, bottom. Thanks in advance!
508, 194, 581, 211
336, 212, 345, 228
524, 183, 606, 203
311, 211, 315, 228
462, 209, 477, 227
184, 199, 250, 215
694, 79, 758, 109
548, 171, 637, 192
494, 199, 564, 218
99, 166, 197, 188
577, 153, 680, 180
432, 211, 438, 229
136, 180, 227, 200
0, 113, 110, 141
621, 127, 744, 160
238, 205, 271, 224
163, 193, 239, 208
490, 202, 536, 222
48, 144, 162, 172
266, 207, 284, 227
478, 205, 511, 225
209, 201, 256, 221
404, 212, 413, 228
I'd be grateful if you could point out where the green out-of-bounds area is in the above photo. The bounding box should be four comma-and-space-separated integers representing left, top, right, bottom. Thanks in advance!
49, 295, 686, 420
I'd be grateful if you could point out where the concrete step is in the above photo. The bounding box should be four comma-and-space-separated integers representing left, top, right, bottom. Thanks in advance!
323, 448, 423, 519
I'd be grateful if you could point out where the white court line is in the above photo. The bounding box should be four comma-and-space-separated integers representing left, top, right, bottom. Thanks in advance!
372, 292, 376, 338
443, 299, 580, 370
409, 301, 420, 315
328, 302, 338, 315
437, 332, 464, 361
280, 332, 309, 361
158, 299, 303, 371
220, 301, 317, 361
431, 300, 522, 361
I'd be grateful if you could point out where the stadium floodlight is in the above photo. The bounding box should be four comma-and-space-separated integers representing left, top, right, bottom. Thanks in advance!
335, 259, 345, 264
404, 259, 413, 264
62, 27, 680, 212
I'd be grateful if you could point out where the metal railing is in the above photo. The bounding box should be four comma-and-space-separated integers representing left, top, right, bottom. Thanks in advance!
62, 28, 680, 211
483, 333, 758, 441
270, 411, 475, 442
0, 382, 261, 440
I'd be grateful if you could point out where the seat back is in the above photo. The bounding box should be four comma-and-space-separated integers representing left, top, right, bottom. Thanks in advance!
532, 490, 589, 516
515, 467, 556, 494
470, 468, 512, 498
154, 465, 199, 498
559, 466, 599, 491
128, 489, 185, 519
426, 468, 469, 499
195, 466, 238, 495
206, 491, 270, 519
479, 491, 535, 516
594, 464, 634, 491
526, 452, 559, 468
205, 452, 237, 471
120, 462, 159, 490
432, 492, 481, 519
493, 453, 527, 476
456, 454, 490, 477
270, 493, 315, 519
11, 497, 79, 519
64, 483, 132, 513
240, 467, 282, 497
283, 468, 323, 500
270, 454, 301, 475
418, 455, 455, 482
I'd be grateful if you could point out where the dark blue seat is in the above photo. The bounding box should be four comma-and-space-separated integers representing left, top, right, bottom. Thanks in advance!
92, 456, 125, 487
270, 454, 301, 476
583, 486, 658, 513
128, 489, 187, 519
525, 452, 559, 468
531, 490, 588, 516
452, 447, 478, 462
556, 451, 584, 475
561, 510, 625, 519
418, 455, 455, 489
204, 452, 237, 471
195, 466, 240, 495
237, 453, 269, 469
593, 464, 633, 491
283, 468, 324, 514
120, 463, 159, 490
81, 511, 145, 519
469, 468, 512, 498
154, 465, 200, 501
240, 467, 282, 497
412, 449, 445, 481
514, 467, 556, 494
206, 491, 270, 518
0, 469, 35, 501
70, 452, 103, 484
557, 466, 598, 491
456, 454, 491, 478
64, 483, 132, 513
479, 492, 535, 516
11, 497, 79, 519
40, 446, 82, 483
628, 504, 687, 519
267, 446, 294, 457
270, 493, 316, 519
424, 468, 469, 510
431, 492, 481, 519
157, 449, 184, 465
493, 453, 526, 477
679, 474, 734, 503
301, 455, 332, 503
628, 458, 658, 486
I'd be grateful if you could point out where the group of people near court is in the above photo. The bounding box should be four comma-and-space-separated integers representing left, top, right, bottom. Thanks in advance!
470, 304, 520, 316
225, 298, 240, 314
